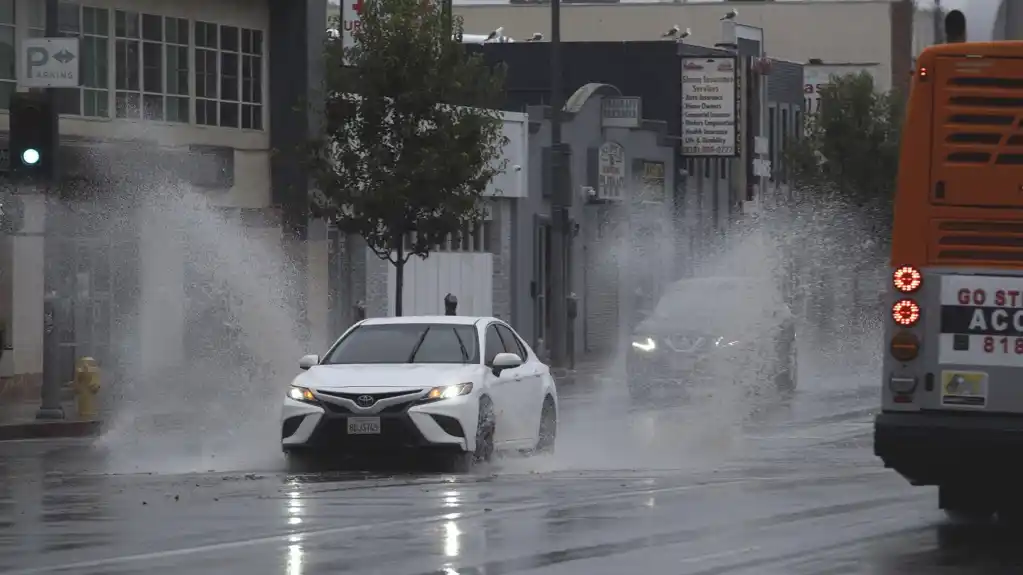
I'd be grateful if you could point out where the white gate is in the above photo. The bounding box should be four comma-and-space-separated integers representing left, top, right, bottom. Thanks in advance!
387, 253, 493, 316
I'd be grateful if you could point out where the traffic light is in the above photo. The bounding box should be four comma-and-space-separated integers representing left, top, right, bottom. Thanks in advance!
9, 91, 57, 182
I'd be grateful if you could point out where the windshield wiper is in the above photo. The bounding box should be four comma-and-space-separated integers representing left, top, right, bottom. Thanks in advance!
452, 328, 470, 363
406, 327, 431, 363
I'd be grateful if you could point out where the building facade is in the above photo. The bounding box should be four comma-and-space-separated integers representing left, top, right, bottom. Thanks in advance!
454, 0, 920, 95
523, 86, 677, 357
0, 0, 325, 402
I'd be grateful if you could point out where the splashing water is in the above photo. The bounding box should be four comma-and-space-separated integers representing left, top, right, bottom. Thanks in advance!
506, 186, 887, 475
96, 183, 305, 474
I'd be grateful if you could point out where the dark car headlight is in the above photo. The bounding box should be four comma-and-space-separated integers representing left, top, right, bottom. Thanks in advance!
631, 337, 657, 352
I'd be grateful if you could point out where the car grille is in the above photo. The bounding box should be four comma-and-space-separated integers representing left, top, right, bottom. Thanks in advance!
664, 335, 707, 353
317, 390, 424, 414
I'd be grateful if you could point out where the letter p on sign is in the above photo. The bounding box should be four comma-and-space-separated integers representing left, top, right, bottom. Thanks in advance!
26, 47, 47, 76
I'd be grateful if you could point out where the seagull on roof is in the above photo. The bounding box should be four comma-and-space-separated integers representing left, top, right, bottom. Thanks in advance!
662, 25, 680, 38
486, 26, 504, 41
527, 32, 543, 42
721, 9, 738, 20
679, 27, 691, 40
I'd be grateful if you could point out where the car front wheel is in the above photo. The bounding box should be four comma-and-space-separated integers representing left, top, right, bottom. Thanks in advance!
536, 397, 557, 454
451, 396, 496, 472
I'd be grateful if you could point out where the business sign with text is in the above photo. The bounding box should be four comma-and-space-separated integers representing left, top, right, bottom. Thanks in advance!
681, 58, 738, 157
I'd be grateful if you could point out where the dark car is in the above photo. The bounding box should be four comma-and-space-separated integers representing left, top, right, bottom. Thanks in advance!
626, 276, 797, 402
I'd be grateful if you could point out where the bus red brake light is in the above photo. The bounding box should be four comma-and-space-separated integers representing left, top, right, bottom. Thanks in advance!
892, 299, 921, 326
893, 266, 922, 293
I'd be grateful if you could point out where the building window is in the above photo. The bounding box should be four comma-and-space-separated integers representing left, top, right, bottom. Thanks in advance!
0, 0, 15, 110
53, 4, 109, 117
195, 21, 262, 129
114, 11, 189, 122
240, 28, 263, 129
164, 17, 189, 122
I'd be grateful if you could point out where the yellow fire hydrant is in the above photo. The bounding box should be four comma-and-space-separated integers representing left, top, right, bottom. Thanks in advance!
73, 356, 101, 420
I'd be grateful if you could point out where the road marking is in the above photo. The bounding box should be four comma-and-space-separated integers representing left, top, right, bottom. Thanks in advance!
6, 470, 885, 574
680, 546, 760, 564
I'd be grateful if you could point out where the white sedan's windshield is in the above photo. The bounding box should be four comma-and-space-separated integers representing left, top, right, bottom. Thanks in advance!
322, 324, 480, 364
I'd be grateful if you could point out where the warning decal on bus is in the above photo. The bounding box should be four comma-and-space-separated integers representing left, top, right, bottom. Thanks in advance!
940, 275, 1023, 367
940, 370, 988, 408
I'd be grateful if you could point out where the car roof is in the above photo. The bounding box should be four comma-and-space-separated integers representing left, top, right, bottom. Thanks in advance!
359, 315, 498, 327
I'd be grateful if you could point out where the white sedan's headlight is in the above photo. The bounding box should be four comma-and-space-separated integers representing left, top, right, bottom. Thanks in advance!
425, 383, 474, 401
288, 386, 317, 402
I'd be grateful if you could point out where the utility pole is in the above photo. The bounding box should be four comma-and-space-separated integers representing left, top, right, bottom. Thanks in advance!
1006, 0, 1021, 39
36, 0, 63, 420
548, 0, 571, 368
933, 0, 944, 45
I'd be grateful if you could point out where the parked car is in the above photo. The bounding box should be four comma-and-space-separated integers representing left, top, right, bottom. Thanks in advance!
281, 316, 559, 470
625, 276, 797, 402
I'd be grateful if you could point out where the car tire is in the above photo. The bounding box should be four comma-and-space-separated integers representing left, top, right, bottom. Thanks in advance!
284, 450, 319, 473
536, 396, 557, 454
940, 484, 994, 523
448, 396, 496, 472
628, 383, 650, 403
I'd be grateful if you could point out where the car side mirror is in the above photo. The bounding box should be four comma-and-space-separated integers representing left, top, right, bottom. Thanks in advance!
491, 352, 523, 376
299, 354, 320, 370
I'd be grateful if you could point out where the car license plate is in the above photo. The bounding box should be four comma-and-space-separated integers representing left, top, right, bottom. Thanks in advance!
347, 417, 381, 435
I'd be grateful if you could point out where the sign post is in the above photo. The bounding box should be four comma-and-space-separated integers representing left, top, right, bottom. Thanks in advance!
18, 37, 80, 88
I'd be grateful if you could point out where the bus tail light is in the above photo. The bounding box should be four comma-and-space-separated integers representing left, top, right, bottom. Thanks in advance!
893, 266, 922, 293
890, 331, 920, 361
892, 299, 921, 326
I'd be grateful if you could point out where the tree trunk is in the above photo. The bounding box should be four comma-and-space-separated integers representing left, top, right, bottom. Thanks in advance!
394, 236, 405, 316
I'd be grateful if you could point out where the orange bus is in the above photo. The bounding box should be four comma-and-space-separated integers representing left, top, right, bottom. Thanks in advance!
874, 12, 1023, 520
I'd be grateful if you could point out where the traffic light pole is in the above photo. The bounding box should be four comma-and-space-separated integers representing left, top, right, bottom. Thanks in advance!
35, 0, 63, 421
547, 0, 570, 368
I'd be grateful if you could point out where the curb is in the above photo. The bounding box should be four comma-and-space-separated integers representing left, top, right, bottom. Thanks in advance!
0, 420, 102, 442
552, 367, 604, 385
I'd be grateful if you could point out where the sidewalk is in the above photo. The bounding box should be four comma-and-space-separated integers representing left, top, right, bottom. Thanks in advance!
549, 353, 609, 386
0, 398, 102, 442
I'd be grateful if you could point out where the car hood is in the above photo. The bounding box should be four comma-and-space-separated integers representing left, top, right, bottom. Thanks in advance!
291, 363, 484, 392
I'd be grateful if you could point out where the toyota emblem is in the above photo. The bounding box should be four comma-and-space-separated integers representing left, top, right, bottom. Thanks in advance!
356, 394, 375, 407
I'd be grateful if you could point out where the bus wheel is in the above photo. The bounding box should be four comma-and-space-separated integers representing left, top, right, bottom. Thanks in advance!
939, 484, 995, 523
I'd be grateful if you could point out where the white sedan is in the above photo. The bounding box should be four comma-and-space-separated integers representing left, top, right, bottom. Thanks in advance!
281, 316, 559, 469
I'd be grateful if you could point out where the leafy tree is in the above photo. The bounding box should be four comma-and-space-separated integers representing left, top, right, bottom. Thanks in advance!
312, 0, 508, 315
786, 71, 903, 225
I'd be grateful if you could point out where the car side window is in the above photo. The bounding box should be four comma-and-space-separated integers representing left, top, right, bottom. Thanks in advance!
484, 324, 504, 366
496, 324, 527, 360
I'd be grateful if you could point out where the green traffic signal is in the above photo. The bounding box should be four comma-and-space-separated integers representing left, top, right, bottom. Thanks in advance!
20, 148, 40, 166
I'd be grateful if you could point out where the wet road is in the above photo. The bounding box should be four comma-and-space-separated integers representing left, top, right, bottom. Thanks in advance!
1, 368, 1020, 575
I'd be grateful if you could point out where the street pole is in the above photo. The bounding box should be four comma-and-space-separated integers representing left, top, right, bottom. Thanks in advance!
933, 0, 943, 44
548, 0, 570, 368
36, 0, 63, 420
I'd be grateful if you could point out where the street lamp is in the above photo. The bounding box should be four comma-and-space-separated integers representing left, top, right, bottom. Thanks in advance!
548, 0, 570, 368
